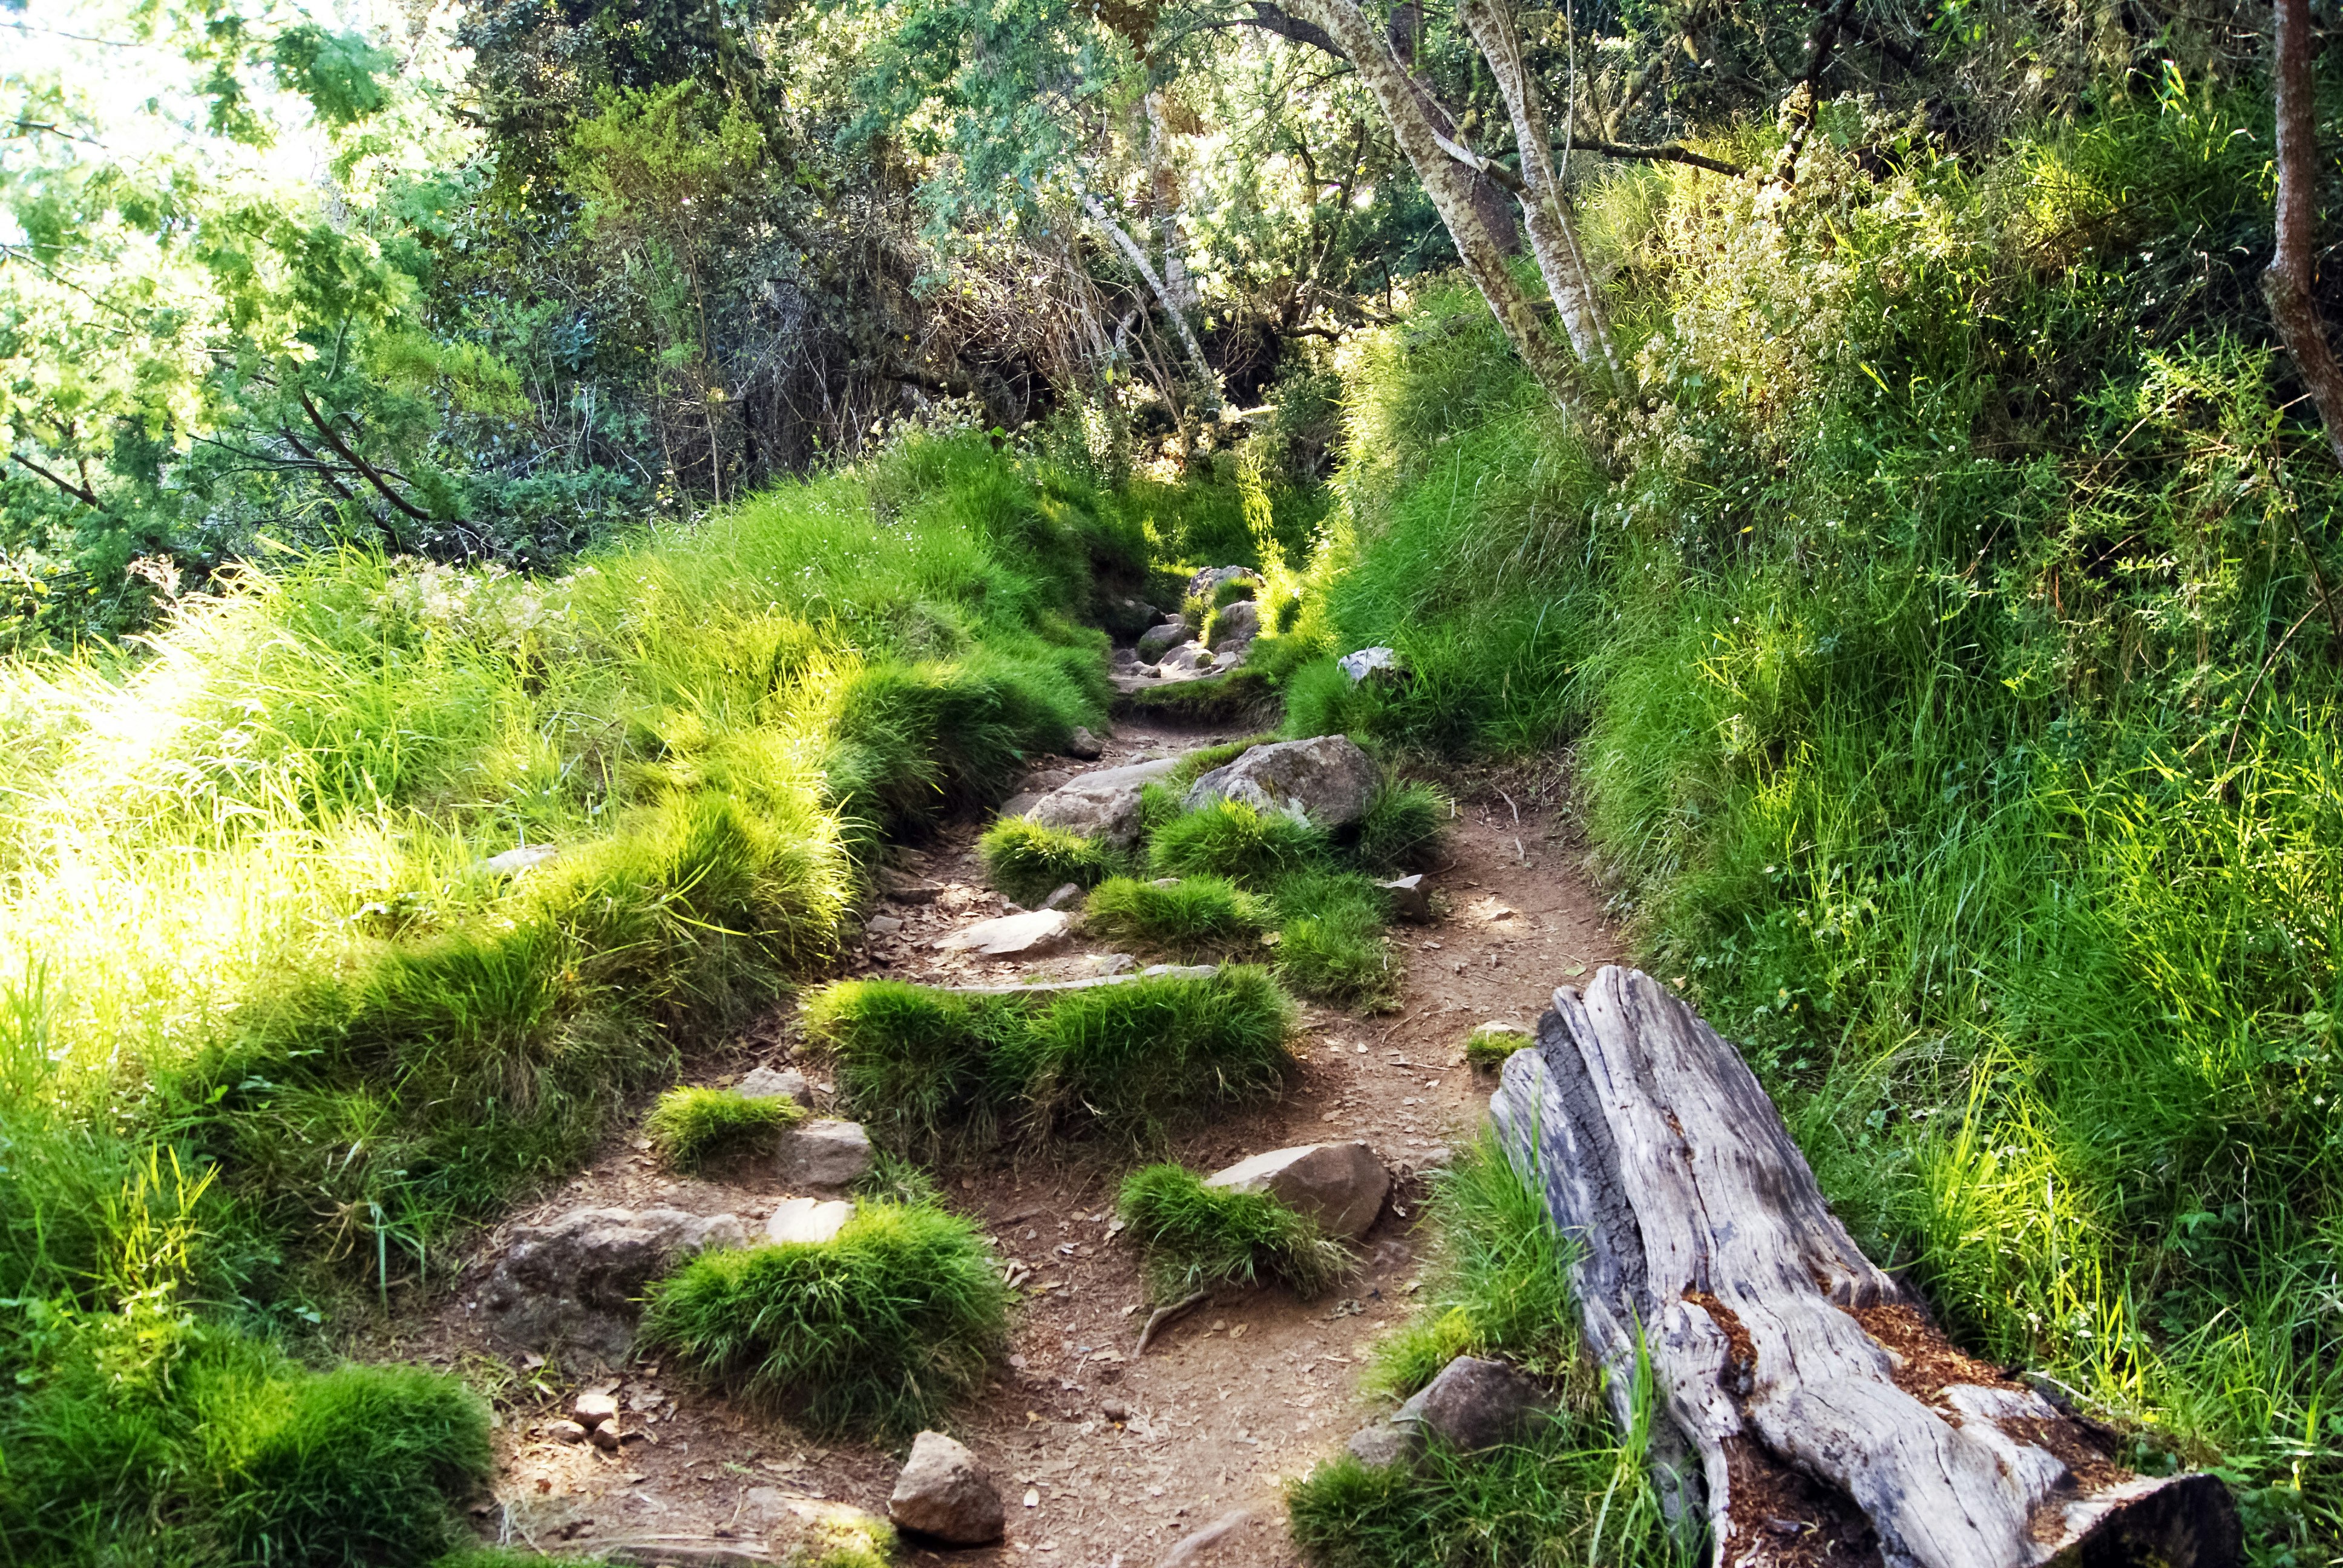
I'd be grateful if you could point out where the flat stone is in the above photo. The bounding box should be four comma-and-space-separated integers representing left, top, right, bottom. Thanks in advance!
1000, 791, 1042, 817
572, 1391, 619, 1429
478, 1207, 751, 1361
1018, 757, 1180, 850
1157, 641, 1215, 675
737, 1065, 808, 1102
1067, 726, 1106, 760
1184, 735, 1380, 829
766, 1197, 854, 1246
483, 844, 560, 876
1204, 1142, 1388, 1241
1380, 873, 1430, 923
1396, 1356, 1542, 1452
1338, 646, 1403, 685
877, 870, 943, 903
1139, 963, 1220, 980
775, 1120, 874, 1193
888, 1430, 1004, 1545
934, 908, 1072, 957
867, 913, 905, 935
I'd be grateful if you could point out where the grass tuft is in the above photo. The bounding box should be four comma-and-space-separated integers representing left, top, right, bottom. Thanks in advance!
1116, 1163, 1348, 1302
1271, 872, 1399, 1008
645, 1086, 802, 1172
976, 818, 1122, 907
641, 1199, 1011, 1442
1352, 780, 1450, 874
1462, 1025, 1532, 1073
1148, 799, 1329, 888
1083, 875, 1268, 958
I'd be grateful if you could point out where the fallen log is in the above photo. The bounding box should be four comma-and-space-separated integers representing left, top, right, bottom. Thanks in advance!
1489, 965, 2239, 1568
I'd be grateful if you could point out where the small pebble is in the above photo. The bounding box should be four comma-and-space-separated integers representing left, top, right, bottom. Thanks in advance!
1023, 1488, 1041, 1508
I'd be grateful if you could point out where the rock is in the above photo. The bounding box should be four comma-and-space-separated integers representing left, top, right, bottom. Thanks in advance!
766, 1197, 854, 1246
866, 913, 905, 935
1103, 595, 1159, 642
1396, 1356, 1542, 1452
1203, 1142, 1388, 1241
1156, 640, 1214, 675
1030, 767, 1076, 791
775, 1120, 874, 1193
933, 909, 1072, 958
1207, 598, 1260, 650
1078, 952, 1136, 976
1041, 882, 1084, 911
548, 1419, 589, 1445
1337, 646, 1403, 685
999, 791, 1042, 818
1380, 873, 1430, 923
588, 1423, 621, 1452
1067, 726, 1106, 760
1102, 1400, 1131, 1423
1019, 756, 1180, 850
1183, 735, 1381, 830
573, 1391, 620, 1429
1137, 621, 1190, 661
888, 1430, 1005, 1545
877, 869, 943, 903
738, 1064, 809, 1102
478, 1207, 751, 1361
1139, 963, 1219, 980
1187, 566, 1262, 599
483, 843, 559, 877
1346, 1420, 1417, 1468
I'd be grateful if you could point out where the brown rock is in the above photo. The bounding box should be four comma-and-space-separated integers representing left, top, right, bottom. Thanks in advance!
888, 1430, 1004, 1545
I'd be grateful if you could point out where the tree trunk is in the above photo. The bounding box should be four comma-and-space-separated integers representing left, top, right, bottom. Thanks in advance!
1288, 0, 1591, 425
1144, 90, 1202, 319
2267, 0, 2343, 470
1077, 188, 1222, 414
1490, 965, 2241, 1568
1458, 0, 1624, 392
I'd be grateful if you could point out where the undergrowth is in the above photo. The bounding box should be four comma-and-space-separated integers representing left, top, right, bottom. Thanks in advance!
646, 1086, 802, 1171
1115, 1163, 1347, 1302
1083, 875, 1268, 958
975, 818, 1124, 906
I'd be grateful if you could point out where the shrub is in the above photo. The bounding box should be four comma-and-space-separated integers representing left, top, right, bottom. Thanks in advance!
1148, 799, 1328, 888
1271, 873, 1397, 1008
641, 1200, 1011, 1440
808, 968, 1294, 1157
1352, 781, 1449, 874
1116, 1163, 1347, 1302
1083, 875, 1268, 958
645, 1086, 802, 1171
976, 818, 1122, 907
1368, 1132, 1580, 1400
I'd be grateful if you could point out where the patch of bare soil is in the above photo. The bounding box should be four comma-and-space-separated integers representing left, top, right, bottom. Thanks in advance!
389, 721, 1619, 1568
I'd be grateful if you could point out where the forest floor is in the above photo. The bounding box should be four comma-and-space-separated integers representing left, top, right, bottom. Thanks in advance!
387, 717, 1620, 1568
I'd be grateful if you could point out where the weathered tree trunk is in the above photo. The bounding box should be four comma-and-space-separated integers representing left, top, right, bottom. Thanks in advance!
1490, 965, 2240, 1568
1077, 188, 1221, 414
1288, 0, 1593, 425
1458, 0, 1624, 393
2268, 0, 2343, 471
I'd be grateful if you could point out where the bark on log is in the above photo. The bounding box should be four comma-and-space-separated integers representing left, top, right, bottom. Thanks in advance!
1489, 965, 2240, 1568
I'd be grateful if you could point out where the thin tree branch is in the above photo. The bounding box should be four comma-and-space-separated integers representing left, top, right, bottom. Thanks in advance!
7, 451, 100, 508
1777, 0, 1859, 184
295, 386, 434, 524
1568, 134, 1746, 177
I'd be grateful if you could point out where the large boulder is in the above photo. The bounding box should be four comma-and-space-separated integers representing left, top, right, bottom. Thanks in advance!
775, 1119, 874, 1193
1202, 1142, 1388, 1241
1187, 565, 1263, 599
1020, 756, 1180, 849
1182, 736, 1380, 829
1137, 620, 1191, 662
1396, 1356, 1542, 1451
477, 1207, 749, 1361
888, 1430, 1005, 1545
1207, 598, 1260, 650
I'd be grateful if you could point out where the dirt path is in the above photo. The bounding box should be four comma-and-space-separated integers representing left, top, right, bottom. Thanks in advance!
401, 721, 1619, 1567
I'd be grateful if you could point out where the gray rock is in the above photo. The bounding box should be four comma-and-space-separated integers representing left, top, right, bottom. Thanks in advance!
775, 1120, 874, 1193
1380, 873, 1430, 923
483, 843, 559, 877
1183, 735, 1381, 829
1203, 1142, 1388, 1241
1137, 621, 1190, 661
1207, 598, 1260, 650
766, 1197, 854, 1245
1156, 640, 1214, 675
478, 1207, 750, 1361
1041, 882, 1084, 911
1346, 1420, 1418, 1468
737, 1065, 809, 1102
1187, 565, 1263, 599
866, 913, 905, 935
1067, 726, 1106, 760
1397, 1356, 1542, 1452
1337, 646, 1403, 685
1019, 756, 1180, 850
999, 791, 1042, 817
877, 869, 943, 903
888, 1430, 1004, 1545
1139, 963, 1221, 980
572, 1391, 619, 1429
934, 909, 1072, 957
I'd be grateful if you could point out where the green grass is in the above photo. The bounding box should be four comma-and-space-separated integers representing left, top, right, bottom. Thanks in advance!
1083, 875, 1268, 958
975, 818, 1122, 906
640, 1199, 1011, 1440
1270, 872, 1399, 1008
1462, 1025, 1530, 1073
1115, 1163, 1348, 1302
1147, 799, 1329, 887
644, 1086, 803, 1171
806, 967, 1295, 1158
1353, 781, 1449, 874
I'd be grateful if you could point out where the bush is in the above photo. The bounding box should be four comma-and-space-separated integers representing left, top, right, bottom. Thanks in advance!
1083, 875, 1268, 958
1116, 1163, 1347, 1302
1148, 799, 1328, 888
808, 968, 1295, 1157
1271, 872, 1398, 1008
975, 818, 1122, 907
641, 1200, 1011, 1440
645, 1086, 802, 1171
